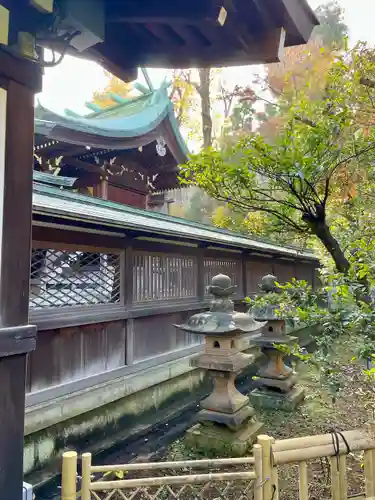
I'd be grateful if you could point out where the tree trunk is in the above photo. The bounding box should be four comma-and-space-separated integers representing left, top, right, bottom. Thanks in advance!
198, 68, 212, 148
309, 221, 373, 304
311, 222, 350, 274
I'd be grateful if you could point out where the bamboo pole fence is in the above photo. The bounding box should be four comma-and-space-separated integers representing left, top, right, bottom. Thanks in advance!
61, 423, 375, 500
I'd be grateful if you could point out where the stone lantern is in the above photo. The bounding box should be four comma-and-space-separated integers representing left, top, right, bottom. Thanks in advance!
249, 274, 305, 411
175, 274, 266, 455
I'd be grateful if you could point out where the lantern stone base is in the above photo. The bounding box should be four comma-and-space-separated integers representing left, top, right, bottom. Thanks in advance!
198, 404, 255, 430
186, 420, 264, 456
249, 386, 305, 412
254, 374, 297, 393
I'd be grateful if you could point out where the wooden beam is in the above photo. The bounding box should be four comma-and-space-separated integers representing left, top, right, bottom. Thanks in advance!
280, 0, 318, 44
39, 38, 138, 83
29, 0, 54, 14
1, 0, 51, 36
36, 143, 91, 158
251, 0, 276, 29
144, 23, 184, 45
134, 27, 287, 67
124, 245, 134, 307
170, 24, 210, 48
32, 225, 127, 249
0, 4, 9, 45
87, 46, 138, 83
259, 27, 285, 63
107, 1, 229, 25
197, 245, 207, 301
72, 172, 102, 188
0, 46, 42, 91
61, 156, 103, 175
0, 55, 38, 499
1, 83, 35, 324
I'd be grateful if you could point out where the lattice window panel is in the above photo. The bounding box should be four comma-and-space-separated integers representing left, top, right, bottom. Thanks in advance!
30, 249, 121, 308
204, 258, 243, 297
133, 252, 198, 302
89, 479, 255, 500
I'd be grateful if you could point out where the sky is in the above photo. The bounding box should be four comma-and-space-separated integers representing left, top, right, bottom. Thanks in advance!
38, 0, 375, 115
307, 0, 375, 45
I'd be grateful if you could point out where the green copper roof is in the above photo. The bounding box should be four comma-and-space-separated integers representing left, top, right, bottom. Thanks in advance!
33, 171, 77, 188
32, 182, 317, 262
35, 82, 188, 162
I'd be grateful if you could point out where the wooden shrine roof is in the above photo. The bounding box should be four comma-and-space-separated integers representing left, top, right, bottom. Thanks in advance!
34, 83, 188, 162
5, 0, 319, 82
33, 83, 188, 191
75, 0, 319, 81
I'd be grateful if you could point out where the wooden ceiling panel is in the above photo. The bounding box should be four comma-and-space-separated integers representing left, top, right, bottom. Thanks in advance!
170, 25, 211, 48
122, 26, 285, 67
144, 23, 185, 46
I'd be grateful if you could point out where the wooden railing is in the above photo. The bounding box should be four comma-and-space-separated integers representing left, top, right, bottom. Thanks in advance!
61, 425, 375, 500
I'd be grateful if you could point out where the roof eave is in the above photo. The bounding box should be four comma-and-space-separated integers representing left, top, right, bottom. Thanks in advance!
32, 183, 318, 262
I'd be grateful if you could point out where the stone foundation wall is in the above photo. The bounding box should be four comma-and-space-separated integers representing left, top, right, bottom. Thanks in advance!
24, 353, 208, 483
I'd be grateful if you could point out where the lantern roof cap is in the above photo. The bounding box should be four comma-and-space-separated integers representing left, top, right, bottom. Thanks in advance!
175, 274, 266, 336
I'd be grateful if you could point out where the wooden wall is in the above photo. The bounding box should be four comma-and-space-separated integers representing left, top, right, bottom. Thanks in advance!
28, 225, 319, 402
26, 321, 126, 393
106, 184, 146, 209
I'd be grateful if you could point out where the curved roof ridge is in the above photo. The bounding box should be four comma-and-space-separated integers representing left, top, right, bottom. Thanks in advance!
34, 83, 189, 162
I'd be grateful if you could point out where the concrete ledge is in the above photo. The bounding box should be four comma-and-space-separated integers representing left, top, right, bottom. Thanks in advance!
24, 364, 208, 478
25, 351, 201, 436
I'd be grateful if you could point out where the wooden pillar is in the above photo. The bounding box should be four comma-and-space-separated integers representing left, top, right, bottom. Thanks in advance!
100, 176, 109, 200
197, 244, 207, 303
0, 47, 41, 499
241, 252, 249, 299
124, 244, 134, 306
124, 242, 134, 365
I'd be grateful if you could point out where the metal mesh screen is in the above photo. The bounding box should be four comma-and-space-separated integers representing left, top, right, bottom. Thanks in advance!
204, 258, 243, 296
30, 249, 121, 308
133, 252, 198, 302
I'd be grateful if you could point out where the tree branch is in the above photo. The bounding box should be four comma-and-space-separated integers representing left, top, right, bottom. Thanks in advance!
323, 178, 330, 207
360, 77, 375, 89
248, 187, 304, 212
288, 178, 313, 214
329, 144, 375, 180
211, 179, 307, 233
294, 116, 317, 128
